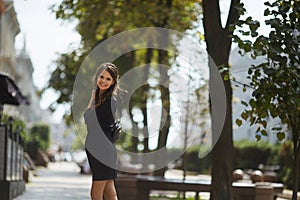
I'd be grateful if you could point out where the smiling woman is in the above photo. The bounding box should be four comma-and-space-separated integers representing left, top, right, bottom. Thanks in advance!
84, 62, 121, 200
97, 70, 115, 93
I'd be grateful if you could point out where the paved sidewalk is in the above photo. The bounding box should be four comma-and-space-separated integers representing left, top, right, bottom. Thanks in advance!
14, 162, 91, 200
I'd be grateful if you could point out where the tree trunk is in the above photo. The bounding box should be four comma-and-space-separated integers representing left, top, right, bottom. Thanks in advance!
292, 128, 300, 200
142, 47, 152, 154
210, 79, 233, 200
115, 51, 138, 156
154, 49, 171, 177
129, 98, 139, 155
202, 0, 240, 199
141, 48, 152, 172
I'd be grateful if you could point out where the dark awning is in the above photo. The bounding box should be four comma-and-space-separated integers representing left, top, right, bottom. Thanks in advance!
0, 72, 30, 106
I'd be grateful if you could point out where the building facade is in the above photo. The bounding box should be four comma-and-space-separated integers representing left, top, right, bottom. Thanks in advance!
0, 0, 51, 124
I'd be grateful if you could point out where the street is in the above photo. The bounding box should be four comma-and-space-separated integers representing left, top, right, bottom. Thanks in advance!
12, 161, 211, 200
14, 162, 91, 200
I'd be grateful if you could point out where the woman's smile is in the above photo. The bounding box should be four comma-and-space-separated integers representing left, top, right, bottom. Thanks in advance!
97, 70, 114, 91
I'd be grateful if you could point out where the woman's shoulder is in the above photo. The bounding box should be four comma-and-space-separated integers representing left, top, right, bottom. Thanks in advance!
84, 107, 93, 112
83, 108, 93, 124
84, 108, 95, 117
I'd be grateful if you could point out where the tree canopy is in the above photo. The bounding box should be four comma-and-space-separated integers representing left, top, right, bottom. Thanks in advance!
45, 0, 201, 125
232, 1, 300, 199
45, 1, 205, 174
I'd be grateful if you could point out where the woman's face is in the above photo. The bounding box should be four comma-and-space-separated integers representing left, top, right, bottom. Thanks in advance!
97, 70, 114, 92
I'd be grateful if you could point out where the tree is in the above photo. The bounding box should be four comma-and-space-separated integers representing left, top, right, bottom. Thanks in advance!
47, 0, 201, 171
30, 124, 51, 151
202, 0, 241, 199
48, 0, 199, 115
232, 1, 300, 199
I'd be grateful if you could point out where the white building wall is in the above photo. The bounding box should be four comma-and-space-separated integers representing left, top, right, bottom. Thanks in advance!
0, 1, 53, 125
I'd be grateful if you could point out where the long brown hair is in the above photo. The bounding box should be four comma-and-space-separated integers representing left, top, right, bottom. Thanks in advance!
88, 63, 119, 109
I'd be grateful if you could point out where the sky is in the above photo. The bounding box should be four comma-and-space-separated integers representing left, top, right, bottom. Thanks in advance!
13, 0, 266, 120
14, 0, 81, 109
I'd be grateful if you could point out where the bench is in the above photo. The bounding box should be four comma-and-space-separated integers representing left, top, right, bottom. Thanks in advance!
115, 175, 284, 200
137, 176, 210, 200
115, 175, 209, 200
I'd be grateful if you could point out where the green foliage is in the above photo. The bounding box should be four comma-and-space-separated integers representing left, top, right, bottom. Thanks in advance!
45, 49, 87, 125
233, 140, 300, 190
232, 0, 300, 141
186, 150, 211, 174
232, 2, 300, 196
233, 140, 280, 169
117, 129, 133, 151
182, 145, 211, 174
46, 1, 203, 168
70, 135, 85, 151
45, 0, 201, 121
29, 124, 51, 151
1, 114, 50, 161
2, 114, 28, 143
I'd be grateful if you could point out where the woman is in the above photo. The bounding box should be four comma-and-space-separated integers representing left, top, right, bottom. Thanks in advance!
84, 62, 120, 200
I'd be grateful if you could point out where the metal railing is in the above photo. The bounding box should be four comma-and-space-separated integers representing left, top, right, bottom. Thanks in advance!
0, 116, 25, 200
0, 72, 29, 199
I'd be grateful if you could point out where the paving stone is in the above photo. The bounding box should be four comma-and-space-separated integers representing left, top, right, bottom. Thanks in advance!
13, 162, 91, 200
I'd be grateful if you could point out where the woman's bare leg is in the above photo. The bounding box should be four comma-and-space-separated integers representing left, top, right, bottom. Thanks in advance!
103, 180, 118, 200
90, 180, 107, 200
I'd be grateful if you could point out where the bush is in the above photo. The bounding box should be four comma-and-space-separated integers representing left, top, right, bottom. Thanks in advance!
1, 114, 28, 143
185, 145, 211, 174
171, 140, 299, 190
233, 140, 300, 190
29, 124, 50, 151
233, 140, 279, 170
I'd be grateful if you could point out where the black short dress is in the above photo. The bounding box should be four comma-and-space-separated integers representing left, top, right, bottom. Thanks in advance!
84, 96, 118, 181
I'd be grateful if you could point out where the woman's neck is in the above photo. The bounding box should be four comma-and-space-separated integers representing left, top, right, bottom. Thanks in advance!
99, 89, 106, 96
